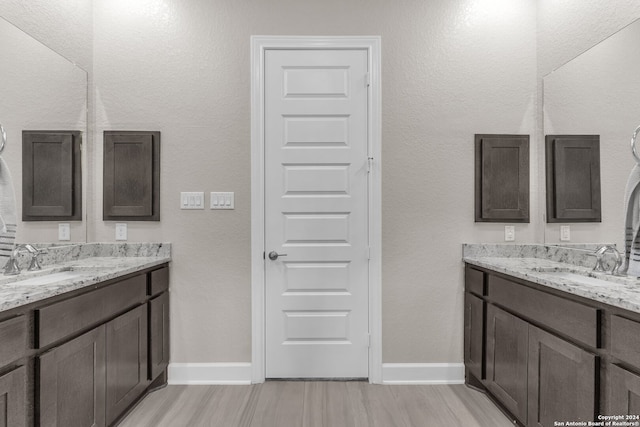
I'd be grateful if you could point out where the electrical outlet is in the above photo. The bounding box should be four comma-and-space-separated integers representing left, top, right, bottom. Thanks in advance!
504, 226, 515, 242
58, 223, 70, 241
115, 223, 127, 241
560, 225, 571, 241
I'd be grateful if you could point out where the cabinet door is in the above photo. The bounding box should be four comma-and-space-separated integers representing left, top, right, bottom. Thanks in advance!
464, 292, 484, 381
39, 326, 106, 427
22, 130, 82, 220
475, 134, 530, 222
0, 366, 26, 427
149, 292, 170, 380
545, 135, 601, 222
608, 364, 640, 415
106, 304, 148, 425
103, 131, 160, 221
486, 304, 528, 424
528, 326, 597, 427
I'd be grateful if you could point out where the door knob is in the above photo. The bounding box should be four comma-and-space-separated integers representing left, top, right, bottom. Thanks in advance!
268, 251, 287, 260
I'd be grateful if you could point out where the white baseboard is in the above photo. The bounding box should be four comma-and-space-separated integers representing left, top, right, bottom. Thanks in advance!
381, 363, 465, 385
168, 362, 463, 385
168, 363, 253, 385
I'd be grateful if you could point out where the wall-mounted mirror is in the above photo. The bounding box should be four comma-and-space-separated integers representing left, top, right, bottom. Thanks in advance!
0, 16, 88, 243
543, 18, 640, 249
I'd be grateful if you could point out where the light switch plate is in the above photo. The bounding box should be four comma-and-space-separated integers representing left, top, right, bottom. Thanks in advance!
115, 223, 127, 241
560, 225, 571, 241
181, 192, 205, 209
504, 226, 515, 242
210, 192, 234, 209
58, 223, 70, 241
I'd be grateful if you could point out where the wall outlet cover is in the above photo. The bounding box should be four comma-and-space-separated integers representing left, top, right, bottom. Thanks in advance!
115, 223, 128, 241
58, 223, 70, 241
560, 225, 571, 241
504, 226, 515, 242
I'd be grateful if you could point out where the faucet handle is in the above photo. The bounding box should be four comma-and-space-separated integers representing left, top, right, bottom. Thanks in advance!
608, 246, 623, 276
3, 257, 19, 275
27, 246, 47, 271
587, 250, 607, 272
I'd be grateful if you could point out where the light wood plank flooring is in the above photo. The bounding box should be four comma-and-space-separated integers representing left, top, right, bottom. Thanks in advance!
119, 382, 514, 427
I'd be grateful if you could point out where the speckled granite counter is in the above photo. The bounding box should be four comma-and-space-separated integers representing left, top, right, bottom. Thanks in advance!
0, 243, 171, 313
463, 244, 640, 314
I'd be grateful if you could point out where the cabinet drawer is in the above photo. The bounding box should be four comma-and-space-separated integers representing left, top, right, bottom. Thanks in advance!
611, 315, 640, 368
36, 274, 146, 348
465, 267, 485, 295
0, 316, 28, 367
149, 267, 169, 296
488, 275, 599, 348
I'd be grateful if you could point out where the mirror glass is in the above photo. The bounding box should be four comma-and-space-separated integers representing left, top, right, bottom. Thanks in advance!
0, 16, 88, 243
543, 18, 640, 249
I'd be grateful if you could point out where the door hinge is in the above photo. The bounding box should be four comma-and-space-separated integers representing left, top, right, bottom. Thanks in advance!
367, 333, 371, 348
263, 251, 265, 260
365, 72, 371, 87
367, 157, 374, 174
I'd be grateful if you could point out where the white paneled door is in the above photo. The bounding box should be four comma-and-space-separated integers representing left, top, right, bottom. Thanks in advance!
264, 49, 370, 378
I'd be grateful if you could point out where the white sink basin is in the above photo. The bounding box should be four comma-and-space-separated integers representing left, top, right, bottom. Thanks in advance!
11, 270, 94, 286
0, 265, 107, 287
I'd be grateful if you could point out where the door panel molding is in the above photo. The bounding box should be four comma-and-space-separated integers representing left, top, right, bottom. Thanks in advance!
250, 36, 381, 383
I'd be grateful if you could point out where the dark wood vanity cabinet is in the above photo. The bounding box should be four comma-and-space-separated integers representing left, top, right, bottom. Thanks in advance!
39, 326, 107, 427
105, 304, 148, 425
0, 314, 28, 427
486, 304, 529, 424
527, 326, 596, 426
608, 364, 640, 414
149, 291, 170, 380
464, 292, 484, 381
0, 367, 26, 427
607, 314, 640, 415
1, 264, 169, 427
148, 266, 170, 382
465, 265, 601, 426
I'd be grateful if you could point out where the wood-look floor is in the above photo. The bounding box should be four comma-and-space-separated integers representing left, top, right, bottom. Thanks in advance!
119, 382, 514, 427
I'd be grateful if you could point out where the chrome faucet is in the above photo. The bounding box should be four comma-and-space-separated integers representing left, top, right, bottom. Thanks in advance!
26, 244, 46, 271
592, 245, 622, 275
3, 244, 46, 275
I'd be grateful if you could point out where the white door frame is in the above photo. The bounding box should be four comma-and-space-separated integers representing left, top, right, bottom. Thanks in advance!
250, 36, 382, 384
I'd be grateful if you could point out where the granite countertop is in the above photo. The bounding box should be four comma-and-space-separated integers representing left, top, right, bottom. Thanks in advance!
0, 243, 171, 314
463, 244, 640, 314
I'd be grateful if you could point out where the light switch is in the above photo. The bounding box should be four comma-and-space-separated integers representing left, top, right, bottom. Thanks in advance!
58, 223, 70, 241
180, 192, 205, 209
560, 225, 571, 241
504, 226, 515, 242
210, 192, 234, 210
115, 223, 127, 241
